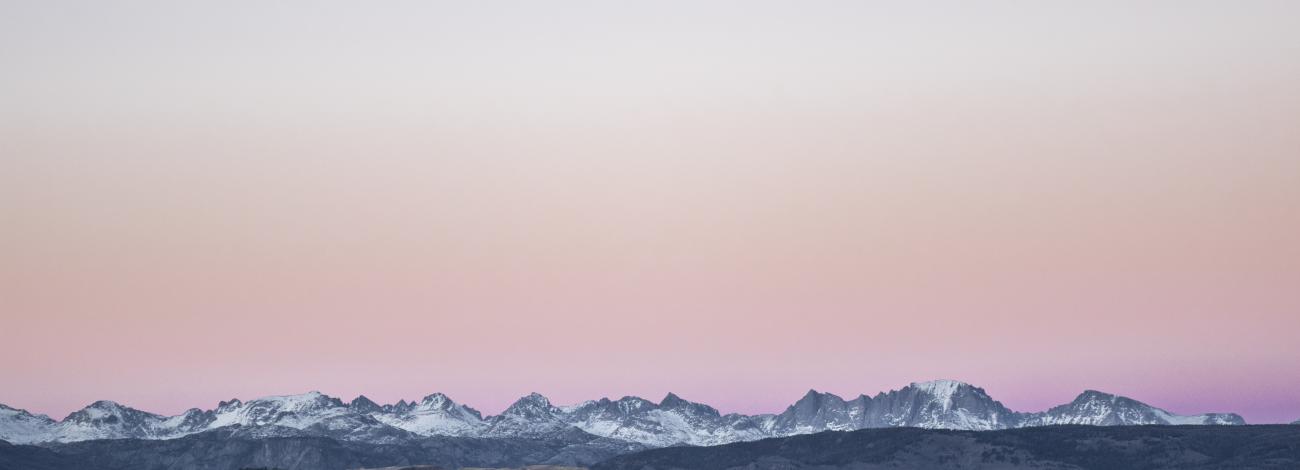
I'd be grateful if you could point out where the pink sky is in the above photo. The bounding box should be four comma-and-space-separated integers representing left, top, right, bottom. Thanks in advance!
2, 1, 1299, 423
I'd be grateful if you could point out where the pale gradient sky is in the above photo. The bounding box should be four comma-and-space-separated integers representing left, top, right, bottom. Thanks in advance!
2, 1, 1299, 424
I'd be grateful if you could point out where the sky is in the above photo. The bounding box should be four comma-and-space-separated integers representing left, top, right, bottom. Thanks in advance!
1, 1, 1298, 424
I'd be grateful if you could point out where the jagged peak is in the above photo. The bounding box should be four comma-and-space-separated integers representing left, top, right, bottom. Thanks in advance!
383, 398, 416, 414
1076, 389, 1115, 400
62, 400, 162, 423
786, 389, 848, 414
505, 392, 553, 410
494, 393, 560, 422
1069, 390, 1145, 407
907, 380, 987, 404
558, 399, 603, 412
523, 391, 549, 402
243, 391, 345, 411
898, 380, 1000, 415
797, 389, 845, 402
561, 395, 656, 414
0, 403, 52, 422
1050, 390, 1160, 419
69, 400, 134, 416
909, 379, 974, 395
615, 396, 654, 412
414, 393, 477, 416
586, 395, 653, 407
660, 393, 721, 416
349, 395, 380, 410
87, 400, 126, 409
420, 392, 451, 403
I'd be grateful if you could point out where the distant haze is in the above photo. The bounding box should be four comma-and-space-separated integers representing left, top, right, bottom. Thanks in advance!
2, 1, 1298, 423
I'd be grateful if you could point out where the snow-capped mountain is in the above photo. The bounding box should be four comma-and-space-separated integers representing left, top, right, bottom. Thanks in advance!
559, 393, 772, 447
49, 400, 177, 442
865, 380, 1018, 430
0, 380, 1246, 447
1019, 390, 1246, 426
768, 381, 1020, 433
771, 389, 865, 434
368, 393, 486, 437
197, 391, 416, 443
484, 392, 587, 440
0, 404, 56, 445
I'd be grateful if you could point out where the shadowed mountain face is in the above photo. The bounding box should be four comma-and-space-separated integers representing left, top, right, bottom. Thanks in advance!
0, 380, 1245, 448
594, 425, 1300, 470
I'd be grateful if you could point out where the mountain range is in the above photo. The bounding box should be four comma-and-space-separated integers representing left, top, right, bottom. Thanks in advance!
0, 380, 1245, 448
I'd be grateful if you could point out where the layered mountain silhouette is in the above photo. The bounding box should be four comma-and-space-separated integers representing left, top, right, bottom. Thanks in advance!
0, 380, 1244, 447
